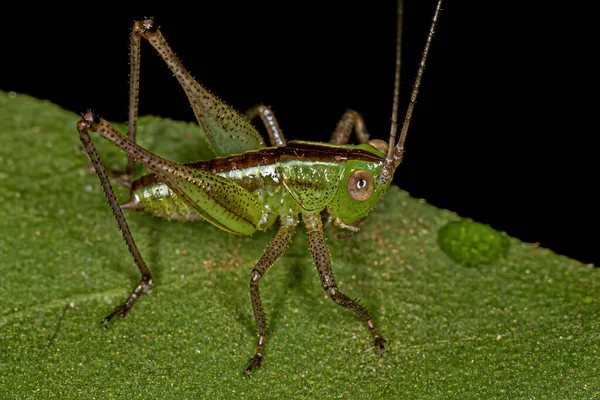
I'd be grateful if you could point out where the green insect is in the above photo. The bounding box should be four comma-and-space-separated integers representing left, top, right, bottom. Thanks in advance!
77, 0, 443, 374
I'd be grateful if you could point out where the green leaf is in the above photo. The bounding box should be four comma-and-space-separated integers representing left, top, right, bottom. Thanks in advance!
1, 91, 598, 399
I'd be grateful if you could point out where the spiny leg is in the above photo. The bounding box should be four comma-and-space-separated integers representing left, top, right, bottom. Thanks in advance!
246, 215, 298, 375
303, 212, 386, 354
84, 29, 142, 191
244, 104, 286, 147
77, 112, 263, 236
77, 116, 152, 327
131, 19, 264, 156
124, 19, 143, 185
329, 109, 370, 145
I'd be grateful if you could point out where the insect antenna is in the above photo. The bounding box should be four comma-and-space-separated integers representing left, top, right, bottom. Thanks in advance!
386, 0, 443, 171
386, 0, 404, 165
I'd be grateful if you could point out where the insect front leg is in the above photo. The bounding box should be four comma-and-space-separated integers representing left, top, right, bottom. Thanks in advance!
303, 212, 386, 355
329, 110, 370, 145
244, 104, 286, 147
246, 214, 298, 375
77, 117, 152, 326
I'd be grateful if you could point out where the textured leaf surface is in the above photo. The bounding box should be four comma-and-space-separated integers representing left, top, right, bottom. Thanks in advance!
0, 91, 598, 399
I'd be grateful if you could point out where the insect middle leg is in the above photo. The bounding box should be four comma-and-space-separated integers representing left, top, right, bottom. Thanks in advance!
244, 104, 286, 147
327, 110, 374, 236
246, 214, 298, 374
303, 212, 386, 354
329, 109, 370, 145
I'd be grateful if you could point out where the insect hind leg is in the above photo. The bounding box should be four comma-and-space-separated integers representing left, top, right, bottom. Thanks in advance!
77, 112, 153, 326
131, 19, 265, 157
77, 144, 136, 190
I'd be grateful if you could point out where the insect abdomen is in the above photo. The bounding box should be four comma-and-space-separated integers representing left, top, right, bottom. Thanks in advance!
125, 179, 201, 221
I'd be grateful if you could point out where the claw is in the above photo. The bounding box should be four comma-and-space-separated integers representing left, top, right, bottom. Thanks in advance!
374, 335, 387, 355
100, 279, 152, 328
244, 353, 263, 375
101, 305, 129, 328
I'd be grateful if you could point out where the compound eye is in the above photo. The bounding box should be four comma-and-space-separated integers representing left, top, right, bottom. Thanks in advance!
347, 170, 374, 201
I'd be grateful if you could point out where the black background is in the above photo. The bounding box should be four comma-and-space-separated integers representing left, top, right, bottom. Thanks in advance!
2, 2, 596, 265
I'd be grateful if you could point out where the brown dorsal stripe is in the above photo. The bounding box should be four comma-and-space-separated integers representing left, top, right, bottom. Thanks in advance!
189, 141, 384, 173
132, 141, 384, 191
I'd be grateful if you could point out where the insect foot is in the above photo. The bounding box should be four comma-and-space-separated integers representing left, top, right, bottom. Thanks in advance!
102, 278, 153, 328
374, 334, 387, 356
245, 353, 263, 376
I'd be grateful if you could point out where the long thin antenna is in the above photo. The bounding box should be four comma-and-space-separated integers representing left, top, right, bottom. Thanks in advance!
389, 0, 443, 169
386, 0, 404, 162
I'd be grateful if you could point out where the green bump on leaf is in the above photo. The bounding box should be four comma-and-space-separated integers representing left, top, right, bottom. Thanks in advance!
437, 220, 510, 267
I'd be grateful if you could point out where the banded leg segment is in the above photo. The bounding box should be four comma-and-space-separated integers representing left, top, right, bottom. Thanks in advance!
244, 104, 286, 147
246, 214, 298, 374
77, 118, 152, 326
302, 212, 386, 354
329, 110, 370, 145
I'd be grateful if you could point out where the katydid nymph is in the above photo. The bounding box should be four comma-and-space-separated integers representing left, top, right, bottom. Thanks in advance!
77, 0, 443, 374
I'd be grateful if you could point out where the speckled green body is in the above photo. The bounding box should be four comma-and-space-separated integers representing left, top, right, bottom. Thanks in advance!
128, 141, 391, 234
